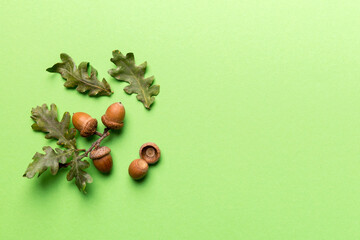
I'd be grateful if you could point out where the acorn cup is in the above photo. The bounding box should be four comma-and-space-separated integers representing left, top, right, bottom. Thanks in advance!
90, 146, 113, 173
72, 112, 98, 137
139, 142, 161, 164
101, 102, 125, 130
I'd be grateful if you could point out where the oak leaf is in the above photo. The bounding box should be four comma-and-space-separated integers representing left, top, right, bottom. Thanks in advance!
31, 104, 76, 149
66, 155, 93, 193
47, 53, 113, 96
23, 146, 74, 178
108, 50, 160, 109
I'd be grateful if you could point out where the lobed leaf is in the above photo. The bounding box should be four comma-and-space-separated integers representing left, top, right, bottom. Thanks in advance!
47, 53, 113, 96
31, 104, 77, 149
23, 146, 74, 178
108, 50, 160, 109
66, 155, 93, 193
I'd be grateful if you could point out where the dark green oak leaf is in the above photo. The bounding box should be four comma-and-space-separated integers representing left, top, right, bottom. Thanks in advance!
23, 146, 74, 178
47, 53, 113, 96
67, 155, 93, 193
108, 50, 160, 109
31, 104, 76, 149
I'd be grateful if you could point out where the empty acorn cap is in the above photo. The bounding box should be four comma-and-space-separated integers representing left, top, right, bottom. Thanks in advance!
89, 146, 111, 160
139, 142, 161, 164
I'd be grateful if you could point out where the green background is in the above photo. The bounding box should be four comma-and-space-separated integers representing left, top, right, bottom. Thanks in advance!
1, 0, 360, 239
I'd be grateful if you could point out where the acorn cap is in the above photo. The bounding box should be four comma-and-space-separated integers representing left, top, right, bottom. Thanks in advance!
128, 159, 149, 180
101, 115, 124, 130
72, 112, 98, 137
90, 146, 111, 160
80, 118, 98, 137
139, 142, 161, 164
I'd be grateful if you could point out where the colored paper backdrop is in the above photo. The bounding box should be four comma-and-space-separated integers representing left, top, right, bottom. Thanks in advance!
1, 1, 360, 239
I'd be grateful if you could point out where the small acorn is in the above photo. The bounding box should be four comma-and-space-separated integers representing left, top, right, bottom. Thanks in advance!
101, 102, 125, 130
139, 142, 161, 164
129, 159, 149, 180
72, 112, 98, 137
90, 146, 113, 173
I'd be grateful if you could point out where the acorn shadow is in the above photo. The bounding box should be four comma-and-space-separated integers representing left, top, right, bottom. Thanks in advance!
132, 175, 147, 184
82, 133, 98, 144
94, 166, 114, 177
105, 128, 124, 142
149, 155, 162, 168
129, 173, 150, 187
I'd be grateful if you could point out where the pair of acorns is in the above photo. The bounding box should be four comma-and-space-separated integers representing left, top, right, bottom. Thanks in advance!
72, 102, 125, 173
129, 142, 161, 180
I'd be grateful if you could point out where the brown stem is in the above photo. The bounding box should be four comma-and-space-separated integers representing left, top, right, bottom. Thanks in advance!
95, 131, 102, 137
81, 128, 110, 157
59, 129, 111, 168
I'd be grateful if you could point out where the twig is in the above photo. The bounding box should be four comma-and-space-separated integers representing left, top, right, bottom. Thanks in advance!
95, 131, 102, 137
59, 128, 111, 168
82, 128, 110, 157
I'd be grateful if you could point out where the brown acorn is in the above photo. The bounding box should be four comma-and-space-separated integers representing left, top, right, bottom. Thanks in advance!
89, 146, 113, 173
101, 102, 125, 130
128, 159, 149, 180
72, 112, 98, 137
139, 142, 161, 164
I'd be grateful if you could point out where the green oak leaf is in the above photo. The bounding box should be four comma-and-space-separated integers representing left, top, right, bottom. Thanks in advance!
23, 146, 74, 178
108, 50, 160, 109
47, 53, 113, 96
31, 104, 76, 149
67, 155, 93, 193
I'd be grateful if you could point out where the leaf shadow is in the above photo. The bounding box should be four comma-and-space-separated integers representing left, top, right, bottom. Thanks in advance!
48, 73, 61, 80
31, 131, 59, 145
26, 166, 93, 197
147, 100, 157, 111
36, 167, 68, 189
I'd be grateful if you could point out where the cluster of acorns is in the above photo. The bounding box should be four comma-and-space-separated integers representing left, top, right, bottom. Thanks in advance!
71, 102, 160, 180
72, 102, 125, 173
